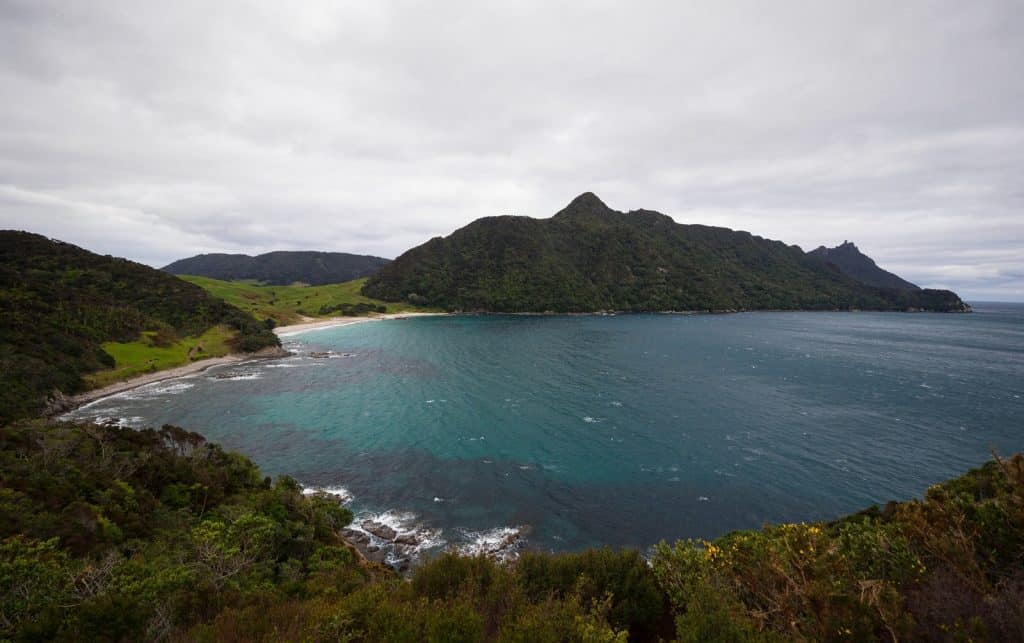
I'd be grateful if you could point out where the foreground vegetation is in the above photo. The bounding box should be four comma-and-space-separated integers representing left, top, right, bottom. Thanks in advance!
363, 193, 970, 313
2, 419, 1021, 642
180, 275, 431, 326
0, 232, 280, 424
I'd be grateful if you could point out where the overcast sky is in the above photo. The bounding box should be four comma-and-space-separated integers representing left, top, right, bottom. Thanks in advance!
1, 1, 1021, 300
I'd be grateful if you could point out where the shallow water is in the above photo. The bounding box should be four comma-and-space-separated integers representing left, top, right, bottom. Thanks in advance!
67, 304, 1024, 558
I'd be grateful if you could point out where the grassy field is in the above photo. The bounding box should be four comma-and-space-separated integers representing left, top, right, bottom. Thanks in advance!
81, 276, 425, 390
179, 275, 427, 324
84, 325, 236, 388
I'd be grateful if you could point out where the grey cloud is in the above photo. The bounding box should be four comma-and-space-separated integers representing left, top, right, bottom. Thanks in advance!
0, 0, 1021, 300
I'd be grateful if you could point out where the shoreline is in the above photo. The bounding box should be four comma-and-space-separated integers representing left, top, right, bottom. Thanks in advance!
62, 354, 249, 414
273, 311, 450, 336
57, 312, 450, 416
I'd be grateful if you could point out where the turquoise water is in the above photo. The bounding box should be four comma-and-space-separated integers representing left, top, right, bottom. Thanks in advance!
67, 304, 1024, 558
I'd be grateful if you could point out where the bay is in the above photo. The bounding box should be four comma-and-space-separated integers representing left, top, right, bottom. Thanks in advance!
66, 303, 1024, 559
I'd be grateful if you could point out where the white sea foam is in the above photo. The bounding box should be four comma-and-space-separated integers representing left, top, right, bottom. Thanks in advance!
457, 526, 524, 561
93, 415, 146, 428
62, 401, 120, 418
151, 381, 195, 395
348, 509, 446, 565
210, 371, 262, 381
301, 485, 354, 504
355, 509, 415, 533
583, 416, 604, 423
116, 380, 196, 400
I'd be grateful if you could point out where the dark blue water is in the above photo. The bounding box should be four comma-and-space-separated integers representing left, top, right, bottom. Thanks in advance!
67, 304, 1024, 558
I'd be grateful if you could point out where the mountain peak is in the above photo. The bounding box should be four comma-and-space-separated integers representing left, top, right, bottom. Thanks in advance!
808, 241, 919, 291
554, 192, 614, 219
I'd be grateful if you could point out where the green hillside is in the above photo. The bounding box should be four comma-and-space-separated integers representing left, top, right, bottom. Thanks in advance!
363, 193, 970, 313
163, 250, 390, 286
84, 324, 237, 389
0, 231, 279, 423
2, 418, 1021, 641
180, 275, 432, 325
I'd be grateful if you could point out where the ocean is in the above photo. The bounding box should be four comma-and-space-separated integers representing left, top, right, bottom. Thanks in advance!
65, 303, 1024, 564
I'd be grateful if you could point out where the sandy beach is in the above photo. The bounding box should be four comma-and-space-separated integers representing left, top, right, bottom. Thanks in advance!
65, 354, 250, 411
273, 311, 449, 336
61, 312, 449, 414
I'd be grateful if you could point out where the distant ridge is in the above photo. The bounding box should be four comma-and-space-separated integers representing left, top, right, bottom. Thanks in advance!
363, 192, 970, 313
163, 250, 390, 285
808, 241, 920, 291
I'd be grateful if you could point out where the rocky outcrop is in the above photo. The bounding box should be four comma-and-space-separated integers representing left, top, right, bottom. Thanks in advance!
42, 389, 74, 417
340, 520, 439, 573
251, 345, 292, 358
362, 520, 398, 541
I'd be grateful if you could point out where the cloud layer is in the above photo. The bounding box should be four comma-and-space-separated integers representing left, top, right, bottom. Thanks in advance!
1, 0, 1021, 300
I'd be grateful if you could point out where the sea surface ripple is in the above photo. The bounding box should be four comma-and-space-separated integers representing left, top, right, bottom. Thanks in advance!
66, 303, 1024, 559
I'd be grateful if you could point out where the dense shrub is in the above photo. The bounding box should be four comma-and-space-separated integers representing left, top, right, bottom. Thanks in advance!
652, 453, 1024, 641
317, 302, 387, 316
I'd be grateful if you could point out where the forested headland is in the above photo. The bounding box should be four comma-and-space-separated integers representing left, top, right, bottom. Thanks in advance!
363, 193, 970, 314
0, 231, 280, 424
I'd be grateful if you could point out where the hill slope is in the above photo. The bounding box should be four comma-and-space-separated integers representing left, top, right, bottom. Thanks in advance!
362, 193, 969, 313
0, 231, 280, 423
808, 241, 920, 291
163, 250, 390, 285
180, 275, 431, 325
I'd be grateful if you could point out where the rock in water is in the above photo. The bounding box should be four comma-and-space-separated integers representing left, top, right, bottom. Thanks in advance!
394, 532, 419, 545
362, 520, 397, 541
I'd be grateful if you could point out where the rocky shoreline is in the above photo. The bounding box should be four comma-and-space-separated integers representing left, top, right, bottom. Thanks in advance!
341, 518, 526, 572
304, 489, 525, 573
48, 345, 291, 417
